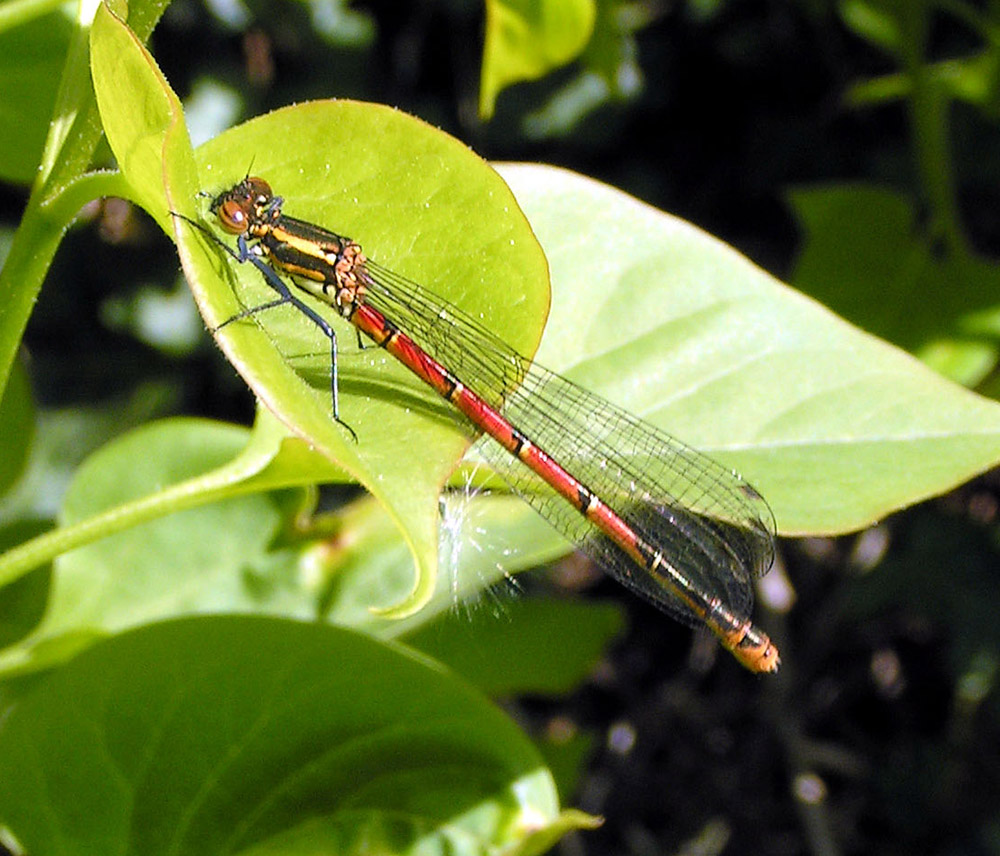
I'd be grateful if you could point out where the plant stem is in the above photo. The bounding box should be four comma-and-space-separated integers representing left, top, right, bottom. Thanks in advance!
898, 1, 969, 258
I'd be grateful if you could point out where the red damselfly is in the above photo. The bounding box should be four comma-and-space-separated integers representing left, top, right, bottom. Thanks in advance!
179, 176, 780, 672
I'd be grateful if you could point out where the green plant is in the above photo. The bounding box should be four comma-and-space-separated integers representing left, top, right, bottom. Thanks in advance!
2, 1, 1000, 854
791, 0, 1000, 388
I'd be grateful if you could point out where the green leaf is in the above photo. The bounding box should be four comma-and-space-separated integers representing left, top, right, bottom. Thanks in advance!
788, 185, 1000, 386
0, 0, 73, 184
481, 0, 597, 118
404, 597, 625, 696
839, 0, 902, 54
0, 418, 320, 675
580, 0, 649, 95
175, 102, 549, 618
0, 615, 590, 856
496, 164, 1000, 536
91, 0, 198, 219
0, 383, 181, 525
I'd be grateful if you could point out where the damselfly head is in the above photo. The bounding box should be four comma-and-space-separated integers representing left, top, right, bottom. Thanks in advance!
211, 176, 274, 235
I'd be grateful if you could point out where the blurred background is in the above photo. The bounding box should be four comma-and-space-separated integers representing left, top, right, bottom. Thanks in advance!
3, 1, 1000, 854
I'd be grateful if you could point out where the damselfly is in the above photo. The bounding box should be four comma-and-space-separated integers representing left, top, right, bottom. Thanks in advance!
179, 176, 780, 672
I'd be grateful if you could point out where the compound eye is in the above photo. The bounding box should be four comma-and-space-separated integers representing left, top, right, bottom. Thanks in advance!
246, 176, 272, 205
218, 199, 248, 234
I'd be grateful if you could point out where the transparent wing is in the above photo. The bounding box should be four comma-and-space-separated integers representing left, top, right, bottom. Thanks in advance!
363, 260, 775, 627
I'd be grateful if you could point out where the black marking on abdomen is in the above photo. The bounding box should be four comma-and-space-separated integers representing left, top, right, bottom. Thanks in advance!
511, 428, 528, 456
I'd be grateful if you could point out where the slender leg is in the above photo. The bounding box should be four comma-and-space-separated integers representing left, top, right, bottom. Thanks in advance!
238, 252, 357, 442
171, 212, 358, 442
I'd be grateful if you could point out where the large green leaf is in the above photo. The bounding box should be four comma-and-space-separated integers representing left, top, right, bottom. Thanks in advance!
0, 419, 315, 675
175, 103, 549, 617
496, 164, 1000, 535
0, 616, 591, 855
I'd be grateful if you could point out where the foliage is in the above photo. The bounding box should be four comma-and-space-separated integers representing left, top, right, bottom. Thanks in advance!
1, 0, 1000, 854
